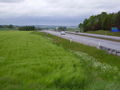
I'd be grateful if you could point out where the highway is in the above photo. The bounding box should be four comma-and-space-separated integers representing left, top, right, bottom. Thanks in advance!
66, 31, 120, 41
42, 30, 120, 56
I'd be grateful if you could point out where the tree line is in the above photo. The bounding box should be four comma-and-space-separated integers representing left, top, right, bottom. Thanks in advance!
79, 11, 120, 32
18, 26, 37, 31
0, 25, 38, 31
56, 26, 67, 31
0, 25, 15, 28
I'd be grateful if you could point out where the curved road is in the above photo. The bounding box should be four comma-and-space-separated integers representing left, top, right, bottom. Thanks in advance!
43, 30, 120, 56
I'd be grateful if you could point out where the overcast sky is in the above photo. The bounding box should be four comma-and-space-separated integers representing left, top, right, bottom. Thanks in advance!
0, 0, 120, 26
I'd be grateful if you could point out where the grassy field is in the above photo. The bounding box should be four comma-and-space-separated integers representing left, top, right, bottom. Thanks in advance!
86, 30, 120, 37
0, 31, 120, 90
0, 31, 85, 90
37, 32, 120, 90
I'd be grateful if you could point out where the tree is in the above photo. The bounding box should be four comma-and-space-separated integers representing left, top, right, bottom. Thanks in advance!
8, 24, 14, 28
79, 11, 120, 31
115, 11, 120, 29
58, 26, 67, 31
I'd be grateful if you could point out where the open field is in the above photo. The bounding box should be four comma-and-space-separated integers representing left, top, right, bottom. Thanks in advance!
0, 31, 85, 90
0, 31, 120, 90
86, 30, 120, 37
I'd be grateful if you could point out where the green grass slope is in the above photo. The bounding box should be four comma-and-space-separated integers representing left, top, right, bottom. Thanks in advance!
0, 31, 85, 90
39, 32, 120, 69
38, 32, 120, 90
86, 30, 120, 37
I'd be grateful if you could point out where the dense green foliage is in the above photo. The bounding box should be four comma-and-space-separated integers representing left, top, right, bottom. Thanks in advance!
18, 26, 36, 31
79, 11, 120, 32
0, 31, 85, 90
0, 25, 14, 28
57, 26, 67, 31
0, 25, 15, 30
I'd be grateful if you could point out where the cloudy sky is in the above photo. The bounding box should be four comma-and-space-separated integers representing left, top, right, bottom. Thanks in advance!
0, 0, 120, 26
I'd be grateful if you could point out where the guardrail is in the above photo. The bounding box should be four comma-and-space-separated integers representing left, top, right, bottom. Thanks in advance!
99, 46, 120, 56
67, 31, 120, 56
43, 31, 120, 56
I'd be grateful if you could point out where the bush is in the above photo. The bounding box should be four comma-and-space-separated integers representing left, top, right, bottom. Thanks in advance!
18, 26, 36, 31
57, 26, 67, 31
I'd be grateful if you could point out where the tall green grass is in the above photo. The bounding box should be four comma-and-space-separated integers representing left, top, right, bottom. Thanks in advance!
0, 31, 85, 90
38, 32, 120, 90
73, 51, 120, 90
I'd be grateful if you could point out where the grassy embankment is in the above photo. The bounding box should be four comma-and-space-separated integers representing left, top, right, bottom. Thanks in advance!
86, 30, 120, 37
39, 32, 120, 69
67, 28, 80, 32
0, 31, 85, 90
37, 31, 120, 90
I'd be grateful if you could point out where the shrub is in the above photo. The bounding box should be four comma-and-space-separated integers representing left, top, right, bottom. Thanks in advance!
18, 26, 36, 31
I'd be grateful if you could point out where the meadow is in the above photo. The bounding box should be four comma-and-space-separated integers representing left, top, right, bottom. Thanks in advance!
0, 31, 120, 90
0, 31, 85, 90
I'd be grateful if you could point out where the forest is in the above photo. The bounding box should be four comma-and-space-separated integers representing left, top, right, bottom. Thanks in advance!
79, 11, 120, 32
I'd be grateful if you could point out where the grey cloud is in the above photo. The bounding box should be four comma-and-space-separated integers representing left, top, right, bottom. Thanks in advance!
0, 0, 24, 3
0, 16, 87, 26
0, 0, 120, 25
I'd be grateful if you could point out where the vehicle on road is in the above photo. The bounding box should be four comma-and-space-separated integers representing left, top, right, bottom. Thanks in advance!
60, 31, 66, 35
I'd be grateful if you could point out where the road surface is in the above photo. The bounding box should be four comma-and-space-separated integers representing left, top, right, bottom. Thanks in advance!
42, 30, 120, 56
67, 31, 120, 41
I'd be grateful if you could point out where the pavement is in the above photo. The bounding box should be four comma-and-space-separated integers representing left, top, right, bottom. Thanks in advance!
66, 31, 120, 41
42, 30, 120, 56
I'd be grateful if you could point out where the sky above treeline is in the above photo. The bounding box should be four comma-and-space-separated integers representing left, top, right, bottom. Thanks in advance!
0, 0, 120, 26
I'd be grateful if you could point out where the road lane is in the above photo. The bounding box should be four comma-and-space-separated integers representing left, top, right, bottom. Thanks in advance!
67, 31, 120, 41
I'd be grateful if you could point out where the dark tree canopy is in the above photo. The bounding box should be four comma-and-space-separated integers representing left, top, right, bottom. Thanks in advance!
57, 26, 67, 31
18, 26, 36, 31
0, 25, 14, 28
79, 11, 120, 32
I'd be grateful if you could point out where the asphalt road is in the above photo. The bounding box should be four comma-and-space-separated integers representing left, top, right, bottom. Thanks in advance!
43, 30, 120, 56
67, 31, 120, 41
